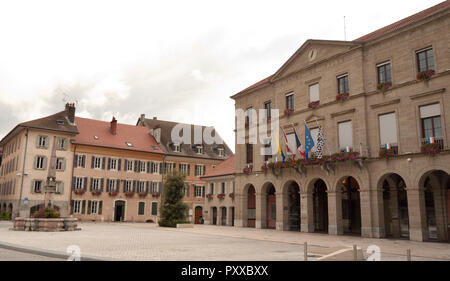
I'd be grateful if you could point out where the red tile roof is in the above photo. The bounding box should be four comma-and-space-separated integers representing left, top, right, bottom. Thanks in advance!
354, 1, 450, 42
73, 116, 164, 154
202, 155, 235, 178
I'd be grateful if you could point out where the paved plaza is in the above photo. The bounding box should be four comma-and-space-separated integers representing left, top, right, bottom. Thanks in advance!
0, 221, 449, 261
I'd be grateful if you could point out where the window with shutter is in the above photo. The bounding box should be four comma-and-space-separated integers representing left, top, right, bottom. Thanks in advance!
338, 120, 353, 151
309, 83, 320, 103
379, 113, 398, 146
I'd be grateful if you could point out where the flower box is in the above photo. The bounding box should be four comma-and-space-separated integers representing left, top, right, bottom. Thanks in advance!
206, 193, 213, 200
308, 101, 320, 109
379, 147, 396, 158
217, 193, 225, 200
330, 151, 360, 162
377, 81, 392, 94
124, 191, 135, 197
108, 191, 118, 197
138, 192, 148, 197
421, 143, 440, 155
91, 191, 101, 196
243, 166, 253, 174
284, 108, 294, 116
417, 69, 435, 82
152, 192, 160, 197
336, 92, 349, 103
74, 189, 85, 195
229, 193, 235, 199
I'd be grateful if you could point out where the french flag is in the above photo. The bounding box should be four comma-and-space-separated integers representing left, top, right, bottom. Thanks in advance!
428, 137, 435, 144
385, 143, 391, 149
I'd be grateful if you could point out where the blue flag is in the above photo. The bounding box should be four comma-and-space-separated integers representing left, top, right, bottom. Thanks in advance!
304, 124, 315, 162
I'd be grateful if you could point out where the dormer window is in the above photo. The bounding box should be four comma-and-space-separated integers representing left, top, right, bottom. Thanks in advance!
196, 145, 203, 154
173, 143, 181, 152
56, 120, 65, 125
218, 147, 224, 157
126, 142, 134, 147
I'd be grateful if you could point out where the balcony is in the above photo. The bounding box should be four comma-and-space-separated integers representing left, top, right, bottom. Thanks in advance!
379, 144, 398, 158
420, 137, 444, 150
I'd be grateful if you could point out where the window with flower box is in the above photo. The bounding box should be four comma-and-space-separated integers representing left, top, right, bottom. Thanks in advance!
150, 182, 159, 193
32, 180, 42, 193
221, 182, 226, 194
138, 181, 146, 193
337, 74, 349, 94
285, 92, 294, 110
309, 83, 319, 103
338, 120, 353, 152
379, 112, 398, 154
377, 61, 391, 84
124, 180, 133, 192
416, 47, 434, 72
73, 177, 85, 190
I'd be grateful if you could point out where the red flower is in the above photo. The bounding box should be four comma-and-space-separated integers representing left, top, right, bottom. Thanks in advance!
308, 101, 320, 109
284, 108, 294, 115
417, 69, 435, 82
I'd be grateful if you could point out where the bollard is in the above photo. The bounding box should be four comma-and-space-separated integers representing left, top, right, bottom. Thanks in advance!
304, 242, 308, 261
406, 249, 411, 261
353, 245, 357, 261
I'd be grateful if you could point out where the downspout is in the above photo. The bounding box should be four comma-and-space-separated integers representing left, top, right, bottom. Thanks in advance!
17, 128, 29, 218
69, 144, 76, 217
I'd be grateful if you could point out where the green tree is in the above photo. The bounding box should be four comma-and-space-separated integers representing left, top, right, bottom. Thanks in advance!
158, 171, 189, 227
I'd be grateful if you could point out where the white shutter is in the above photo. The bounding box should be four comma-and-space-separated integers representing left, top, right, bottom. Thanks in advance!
379, 113, 398, 145
309, 83, 320, 102
338, 121, 353, 150
420, 103, 440, 118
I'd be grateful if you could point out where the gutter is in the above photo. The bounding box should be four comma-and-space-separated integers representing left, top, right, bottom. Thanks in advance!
17, 128, 29, 217
69, 144, 76, 216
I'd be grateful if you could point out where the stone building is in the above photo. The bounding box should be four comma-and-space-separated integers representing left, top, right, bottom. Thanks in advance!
70, 116, 165, 222
0, 103, 79, 217
201, 155, 235, 226
231, 1, 450, 242
137, 115, 233, 224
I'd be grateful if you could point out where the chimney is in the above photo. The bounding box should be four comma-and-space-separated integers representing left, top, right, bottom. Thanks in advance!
140, 114, 146, 126
110, 117, 118, 135
65, 103, 75, 124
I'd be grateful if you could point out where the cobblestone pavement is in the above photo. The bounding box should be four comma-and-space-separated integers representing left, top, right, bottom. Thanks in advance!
0, 248, 64, 261
0, 221, 448, 261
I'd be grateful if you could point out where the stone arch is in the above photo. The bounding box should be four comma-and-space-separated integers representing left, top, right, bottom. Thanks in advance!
281, 179, 301, 231
336, 176, 362, 235
261, 182, 276, 229
1, 203, 6, 212
7, 203, 13, 214
242, 183, 256, 228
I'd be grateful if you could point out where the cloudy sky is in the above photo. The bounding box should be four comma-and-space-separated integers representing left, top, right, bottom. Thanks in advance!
0, 0, 443, 151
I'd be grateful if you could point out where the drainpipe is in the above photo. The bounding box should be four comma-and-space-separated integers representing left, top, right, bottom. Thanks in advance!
69, 144, 76, 217
17, 128, 29, 218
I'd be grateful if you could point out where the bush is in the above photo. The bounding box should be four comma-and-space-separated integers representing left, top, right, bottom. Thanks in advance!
0, 211, 11, 220
32, 207, 60, 218
158, 172, 189, 227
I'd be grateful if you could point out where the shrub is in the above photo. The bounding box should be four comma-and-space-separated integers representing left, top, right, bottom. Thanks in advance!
32, 208, 60, 218
0, 211, 11, 220
158, 172, 189, 227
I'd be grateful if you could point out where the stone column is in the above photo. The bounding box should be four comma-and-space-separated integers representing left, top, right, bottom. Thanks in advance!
389, 188, 401, 238
235, 193, 245, 227
433, 186, 448, 241
327, 190, 343, 235
369, 189, 386, 238
217, 207, 223, 226
300, 192, 314, 233
407, 188, 428, 241
360, 189, 373, 238
227, 207, 233, 226
255, 193, 267, 229
276, 192, 285, 231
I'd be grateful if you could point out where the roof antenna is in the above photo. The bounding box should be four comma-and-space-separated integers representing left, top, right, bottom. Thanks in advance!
344, 16, 347, 41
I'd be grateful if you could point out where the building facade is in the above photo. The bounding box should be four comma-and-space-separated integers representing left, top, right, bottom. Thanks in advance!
70, 116, 165, 222
137, 115, 233, 224
201, 155, 235, 226
231, 2, 450, 242
0, 103, 79, 217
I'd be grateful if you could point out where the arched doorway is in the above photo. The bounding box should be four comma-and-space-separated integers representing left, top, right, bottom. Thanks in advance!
247, 185, 256, 227
194, 206, 203, 224
341, 176, 361, 235
381, 174, 409, 238
114, 200, 125, 222
265, 183, 276, 229
313, 179, 328, 233
287, 181, 300, 231
7, 203, 13, 215
230, 207, 235, 226
419, 170, 449, 242
212, 207, 217, 225
221, 207, 227, 226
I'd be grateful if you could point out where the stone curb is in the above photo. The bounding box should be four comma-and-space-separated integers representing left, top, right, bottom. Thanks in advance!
0, 241, 114, 261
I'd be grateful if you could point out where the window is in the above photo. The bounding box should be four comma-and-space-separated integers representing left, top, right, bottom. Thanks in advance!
263, 138, 271, 162
246, 107, 253, 124
73, 200, 82, 214
138, 181, 146, 193
125, 180, 133, 192
194, 164, 205, 176
338, 121, 353, 151
151, 202, 158, 216
126, 160, 133, 171
56, 158, 65, 171
183, 185, 190, 197
164, 162, 175, 173
218, 148, 224, 157
138, 202, 145, 215
76, 155, 86, 168
55, 181, 64, 194
140, 161, 146, 173
246, 143, 253, 164
221, 182, 225, 194
179, 163, 190, 175
196, 145, 203, 154
57, 138, 67, 150
33, 180, 42, 193
90, 200, 99, 214
379, 113, 398, 146
420, 103, 442, 139
173, 144, 181, 152
194, 186, 205, 197
285, 92, 294, 110
35, 156, 46, 169
377, 61, 391, 83
264, 101, 272, 118
416, 47, 434, 72
107, 179, 117, 192
74, 177, 84, 189
91, 178, 101, 191
93, 156, 101, 169
125, 142, 134, 147
152, 162, 159, 174
37, 136, 47, 148
309, 83, 319, 103
150, 182, 159, 193
337, 74, 349, 94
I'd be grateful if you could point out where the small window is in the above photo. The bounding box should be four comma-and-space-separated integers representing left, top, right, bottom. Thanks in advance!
90, 201, 99, 214
73, 200, 82, 214
179, 163, 189, 175
377, 61, 391, 83
56, 120, 65, 125
37, 136, 47, 148
74, 177, 84, 189
138, 202, 145, 215
125, 180, 133, 192
138, 181, 146, 193
285, 92, 294, 110
264, 101, 272, 118
91, 178, 101, 191
56, 158, 65, 171
151, 202, 158, 216
126, 160, 133, 171
93, 157, 101, 169
152, 162, 159, 174
140, 161, 146, 173
125, 142, 134, 147
173, 144, 181, 152
33, 180, 42, 193
196, 146, 203, 154
35, 156, 45, 169
110, 158, 117, 170
218, 148, 224, 157
416, 47, 434, 72
337, 74, 349, 94
221, 182, 225, 194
